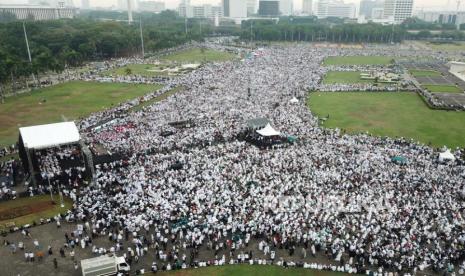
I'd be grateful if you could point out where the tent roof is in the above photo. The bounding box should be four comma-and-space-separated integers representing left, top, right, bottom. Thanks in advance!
247, 117, 270, 129
439, 150, 456, 161
257, 124, 281, 137
290, 97, 299, 103
19, 122, 80, 150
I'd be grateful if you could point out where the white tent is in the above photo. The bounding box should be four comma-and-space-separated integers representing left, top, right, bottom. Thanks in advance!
19, 122, 80, 149
438, 150, 456, 162
256, 124, 281, 137
290, 97, 299, 104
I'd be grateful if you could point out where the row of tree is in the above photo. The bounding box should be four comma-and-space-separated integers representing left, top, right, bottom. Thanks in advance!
2, 12, 465, 101
240, 19, 406, 43
0, 10, 233, 100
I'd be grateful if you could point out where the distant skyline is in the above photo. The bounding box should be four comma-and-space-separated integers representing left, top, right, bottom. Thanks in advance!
0, 0, 459, 11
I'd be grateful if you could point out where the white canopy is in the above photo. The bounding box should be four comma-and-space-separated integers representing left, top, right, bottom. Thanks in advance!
20, 122, 80, 150
290, 97, 299, 103
439, 150, 456, 162
256, 123, 281, 137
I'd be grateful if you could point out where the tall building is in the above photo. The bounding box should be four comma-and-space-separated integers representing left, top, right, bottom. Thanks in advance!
191, 4, 223, 19
247, 0, 256, 16
280, 0, 293, 16
222, 0, 247, 19
383, 0, 413, 24
118, 0, 135, 11
302, 0, 313, 15
29, 0, 74, 7
359, 0, 384, 19
138, 1, 165, 12
317, 0, 356, 19
417, 11, 465, 26
258, 0, 280, 17
178, 0, 192, 17
0, 4, 77, 20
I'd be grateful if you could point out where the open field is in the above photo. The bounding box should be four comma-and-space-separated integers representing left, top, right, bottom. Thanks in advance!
323, 71, 374, 84
104, 64, 198, 77
0, 195, 72, 229
323, 56, 393, 66
427, 42, 465, 51
0, 81, 161, 147
159, 265, 345, 276
308, 92, 465, 148
129, 86, 185, 112
161, 48, 237, 63
104, 64, 168, 77
409, 69, 442, 77
423, 84, 463, 93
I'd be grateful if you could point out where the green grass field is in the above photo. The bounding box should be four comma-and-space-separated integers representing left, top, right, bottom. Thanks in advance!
323, 71, 374, 84
159, 265, 345, 276
161, 48, 236, 63
427, 42, 465, 51
105, 64, 168, 77
323, 56, 393, 66
409, 69, 442, 77
423, 84, 463, 93
308, 92, 465, 148
0, 81, 161, 147
129, 86, 185, 112
0, 195, 73, 229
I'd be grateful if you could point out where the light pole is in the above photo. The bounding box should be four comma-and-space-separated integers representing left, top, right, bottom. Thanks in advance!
23, 22, 37, 87
48, 175, 54, 202
59, 186, 64, 208
139, 17, 145, 59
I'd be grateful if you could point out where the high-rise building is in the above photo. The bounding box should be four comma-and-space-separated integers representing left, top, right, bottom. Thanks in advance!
280, 0, 293, 16
29, 0, 74, 7
0, 4, 77, 20
302, 0, 313, 15
222, 0, 247, 19
190, 4, 223, 19
258, 0, 280, 17
317, 0, 356, 19
178, 0, 192, 17
81, 0, 90, 9
417, 11, 465, 26
359, 0, 384, 19
247, 0, 256, 16
383, 0, 413, 24
138, 1, 165, 12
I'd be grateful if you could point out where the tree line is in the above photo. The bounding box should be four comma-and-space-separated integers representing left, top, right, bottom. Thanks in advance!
0, 10, 232, 100
2, 11, 465, 100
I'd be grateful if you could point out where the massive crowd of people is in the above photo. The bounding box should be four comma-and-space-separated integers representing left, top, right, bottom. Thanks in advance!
2, 44, 465, 275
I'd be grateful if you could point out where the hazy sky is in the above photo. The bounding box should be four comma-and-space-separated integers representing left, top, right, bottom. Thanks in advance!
0, 0, 457, 11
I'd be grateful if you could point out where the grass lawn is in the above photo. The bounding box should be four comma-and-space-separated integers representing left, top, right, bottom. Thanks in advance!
427, 42, 465, 51
323, 56, 393, 66
0, 195, 73, 229
159, 265, 345, 276
129, 86, 185, 112
423, 84, 463, 93
0, 81, 161, 147
104, 64, 168, 77
323, 71, 374, 84
308, 92, 465, 148
409, 69, 442, 77
162, 48, 236, 63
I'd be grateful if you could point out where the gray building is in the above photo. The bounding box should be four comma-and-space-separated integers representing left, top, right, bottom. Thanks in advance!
0, 4, 77, 21
359, 0, 384, 19
383, 0, 413, 24
138, 1, 165, 12
258, 0, 280, 17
